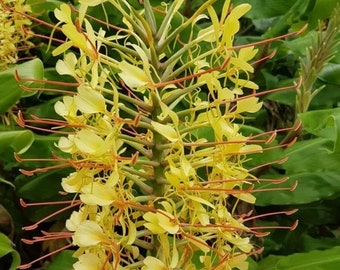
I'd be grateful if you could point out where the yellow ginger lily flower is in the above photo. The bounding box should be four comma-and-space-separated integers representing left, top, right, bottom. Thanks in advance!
18, 1, 300, 269
0, 0, 33, 70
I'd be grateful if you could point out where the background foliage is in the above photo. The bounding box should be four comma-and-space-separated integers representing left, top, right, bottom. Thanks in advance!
1, 0, 340, 269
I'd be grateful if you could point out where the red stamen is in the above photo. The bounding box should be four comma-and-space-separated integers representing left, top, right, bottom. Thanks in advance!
184, 184, 254, 193
248, 157, 289, 172
221, 77, 302, 105
20, 198, 80, 207
251, 49, 277, 66
15, 69, 81, 87
22, 231, 73, 244
251, 180, 298, 193
243, 209, 298, 222
18, 243, 73, 269
19, 83, 78, 95
22, 200, 81, 231
70, 4, 127, 32
250, 220, 299, 232
229, 25, 307, 50
200, 177, 288, 185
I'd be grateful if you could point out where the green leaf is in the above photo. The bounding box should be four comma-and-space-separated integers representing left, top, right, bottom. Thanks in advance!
307, 0, 340, 29
318, 63, 340, 85
0, 233, 20, 270
0, 130, 34, 155
259, 246, 340, 269
233, 0, 300, 19
255, 138, 340, 205
45, 250, 76, 270
0, 59, 44, 114
299, 108, 340, 153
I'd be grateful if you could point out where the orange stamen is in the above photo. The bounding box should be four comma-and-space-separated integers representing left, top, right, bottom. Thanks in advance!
18, 243, 73, 269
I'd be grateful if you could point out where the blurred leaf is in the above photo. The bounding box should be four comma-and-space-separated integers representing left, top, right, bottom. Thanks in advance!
319, 63, 340, 85
307, 0, 340, 29
259, 246, 340, 270
0, 205, 14, 238
293, 199, 340, 225
299, 108, 340, 153
300, 235, 340, 252
248, 257, 260, 270
45, 250, 76, 270
0, 59, 44, 114
255, 138, 340, 205
233, 0, 301, 19
0, 233, 20, 270
0, 130, 34, 155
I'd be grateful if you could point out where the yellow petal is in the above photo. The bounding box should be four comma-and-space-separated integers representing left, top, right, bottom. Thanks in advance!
142, 256, 168, 270
236, 96, 262, 113
73, 253, 102, 270
75, 85, 106, 113
229, 4, 251, 19
56, 52, 78, 77
74, 129, 105, 155
54, 3, 72, 24
151, 121, 179, 142
118, 61, 151, 90
80, 182, 116, 206
73, 220, 106, 247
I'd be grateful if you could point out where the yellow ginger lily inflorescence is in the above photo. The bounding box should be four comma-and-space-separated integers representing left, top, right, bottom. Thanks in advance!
0, 0, 33, 71
17, 0, 299, 269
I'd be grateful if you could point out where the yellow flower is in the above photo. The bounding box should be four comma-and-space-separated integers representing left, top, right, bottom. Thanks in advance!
118, 61, 153, 92
73, 253, 104, 270
0, 0, 33, 70
142, 256, 168, 270
72, 220, 107, 247
52, 4, 100, 59
143, 211, 179, 234
80, 181, 116, 206
74, 85, 106, 114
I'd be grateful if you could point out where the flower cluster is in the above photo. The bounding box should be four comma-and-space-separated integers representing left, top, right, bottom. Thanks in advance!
0, 0, 33, 71
18, 0, 298, 269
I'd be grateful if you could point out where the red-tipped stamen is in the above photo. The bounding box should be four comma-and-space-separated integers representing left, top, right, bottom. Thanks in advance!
22, 231, 73, 244
221, 78, 302, 105
251, 49, 277, 66
251, 180, 298, 193
70, 4, 127, 32
229, 24, 307, 50
15, 69, 81, 87
19, 83, 78, 95
22, 200, 81, 231
248, 157, 289, 172
250, 220, 299, 232
200, 177, 288, 185
20, 198, 80, 207
180, 230, 223, 258
18, 243, 73, 269
243, 209, 298, 222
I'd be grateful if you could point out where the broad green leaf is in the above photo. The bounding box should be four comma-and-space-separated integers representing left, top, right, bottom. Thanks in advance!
274, 246, 340, 270
307, 0, 340, 29
255, 138, 340, 205
45, 250, 76, 270
258, 255, 283, 270
248, 257, 260, 270
318, 63, 340, 85
233, 0, 300, 19
0, 233, 20, 270
0, 59, 44, 114
300, 235, 340, 252
298, 108, 340, 153
0, 130, 34, 155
